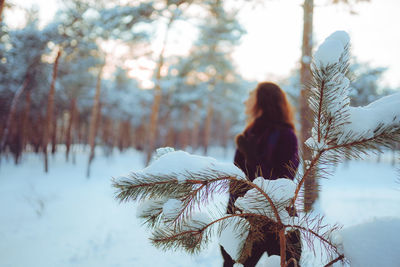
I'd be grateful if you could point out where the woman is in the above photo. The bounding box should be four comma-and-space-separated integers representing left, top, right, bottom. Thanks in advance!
221, 82, 301, 267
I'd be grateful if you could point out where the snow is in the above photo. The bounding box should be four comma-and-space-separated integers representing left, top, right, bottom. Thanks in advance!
314, 31, 350, 67
253, 253, 281, 267
314, 39, 344, 66
142, 149, 245, 183
184, 212, 212, 230
152, 147, 175, 160
325, 31, 351, 48
162, 199, 183, 220
317, 158, 400, 267
253, 177, 296, 203
136, 198, 165, 218
219, 217, 249, 261
82, 9, 100, 21
337, 217, 400, 267
0, 149, 399, 267
343, 92, 400, 140
0, 149, 222, 267
264, 255, 281, 267
234, 178, 296, 222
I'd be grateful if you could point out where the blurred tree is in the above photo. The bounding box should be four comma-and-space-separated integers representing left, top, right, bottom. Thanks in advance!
90, 1, 155, 175
145, 0, 193, 164
0, 14, 49, 163
0, 0, 5, 22
300, 0, 370, 211
101, 66, 151, 153
348, 60, 393, 106
176, 0, 245, 155
41, 0, 105, 172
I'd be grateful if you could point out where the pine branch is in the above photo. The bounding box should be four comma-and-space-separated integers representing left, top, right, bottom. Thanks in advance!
285, 213, 343, 265
327, 124, 400, 156
240, 180, 283, 224
166, 175, 231, 227
114, 167, 285, 231
112, 173, 192, 202
151, 213, 262, 254
317, 80, 326, 143
136, 198, 166, 228
151, 227, 208, 254
292, 151, 322, 208
297, 123, 400, 208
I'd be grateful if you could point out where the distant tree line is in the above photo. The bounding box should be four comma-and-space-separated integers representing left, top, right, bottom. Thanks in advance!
0, 0, 398, 177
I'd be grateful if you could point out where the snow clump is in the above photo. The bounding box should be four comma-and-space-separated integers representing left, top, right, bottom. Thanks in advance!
136, 198, 166, 218
335, 217, 400, 267
314, 31, 350, 67
343, 92, 400, 141
234, 178, 296, 222
142, 149, 245, 183
162, 199, 183, 221
219, 217, 249, 261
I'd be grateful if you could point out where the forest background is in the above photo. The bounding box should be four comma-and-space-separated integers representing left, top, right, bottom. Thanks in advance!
1, 0, 399, 177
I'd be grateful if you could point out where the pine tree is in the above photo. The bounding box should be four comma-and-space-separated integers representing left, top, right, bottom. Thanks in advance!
114, 31, 400, 267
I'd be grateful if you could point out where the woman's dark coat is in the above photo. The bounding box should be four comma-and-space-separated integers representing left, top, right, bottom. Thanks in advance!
221, 119, 301, 267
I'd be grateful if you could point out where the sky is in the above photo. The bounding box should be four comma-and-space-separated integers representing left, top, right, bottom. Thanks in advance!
6, 0, 400, 89
233, 0, 400, 88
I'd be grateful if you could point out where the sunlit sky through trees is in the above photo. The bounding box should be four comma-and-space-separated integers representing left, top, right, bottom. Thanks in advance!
7, 0, 400, 89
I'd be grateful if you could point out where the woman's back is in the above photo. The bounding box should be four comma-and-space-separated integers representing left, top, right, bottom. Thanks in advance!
221, 82, 301, 267
234, 120, 299, 182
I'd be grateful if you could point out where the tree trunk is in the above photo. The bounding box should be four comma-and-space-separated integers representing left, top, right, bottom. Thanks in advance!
65, 98, 76, 161
203, 97, 213, 155
102, 116, 114, 156
146, 14, 177, 165
31, 115, 43, 153
222, 118, 231, 156
118, 120, 124, 151
191, 100, 201, 152
179, 105, 190, 149
135, 110, 147, 151
300, 0, 316, 212
86, 66, 103, 178
9, 112, 23, 164
0, 0, 5, 23
22, 89, 31, 150
43, 49, 61, 172
0, 77, 29, 153
51, 112, 57, 154
165, 122, 175, 148
124, 121, 131, 149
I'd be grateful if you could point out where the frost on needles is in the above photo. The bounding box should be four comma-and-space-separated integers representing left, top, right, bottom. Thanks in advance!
112, 31, 400, 267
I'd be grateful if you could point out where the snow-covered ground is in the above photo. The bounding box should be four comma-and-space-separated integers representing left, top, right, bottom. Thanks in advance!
0, 148, 399, 267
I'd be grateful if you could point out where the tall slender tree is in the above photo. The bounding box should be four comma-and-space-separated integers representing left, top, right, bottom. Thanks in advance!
43, 49, 61, 172
87, 64, 104, 178
299, 0, 370, 211
0, 0, 5, 22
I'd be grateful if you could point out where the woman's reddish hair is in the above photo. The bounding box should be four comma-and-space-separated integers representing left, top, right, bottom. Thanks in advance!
245, 82, 295, 131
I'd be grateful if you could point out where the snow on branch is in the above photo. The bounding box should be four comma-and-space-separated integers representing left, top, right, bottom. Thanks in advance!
235, 178, 296, 224
306, 31, 400, 159
113, 149, 245, 203
293, 30, 400, 266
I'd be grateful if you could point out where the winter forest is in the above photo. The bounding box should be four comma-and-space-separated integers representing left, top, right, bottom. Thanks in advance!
1, 0, 400, 267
